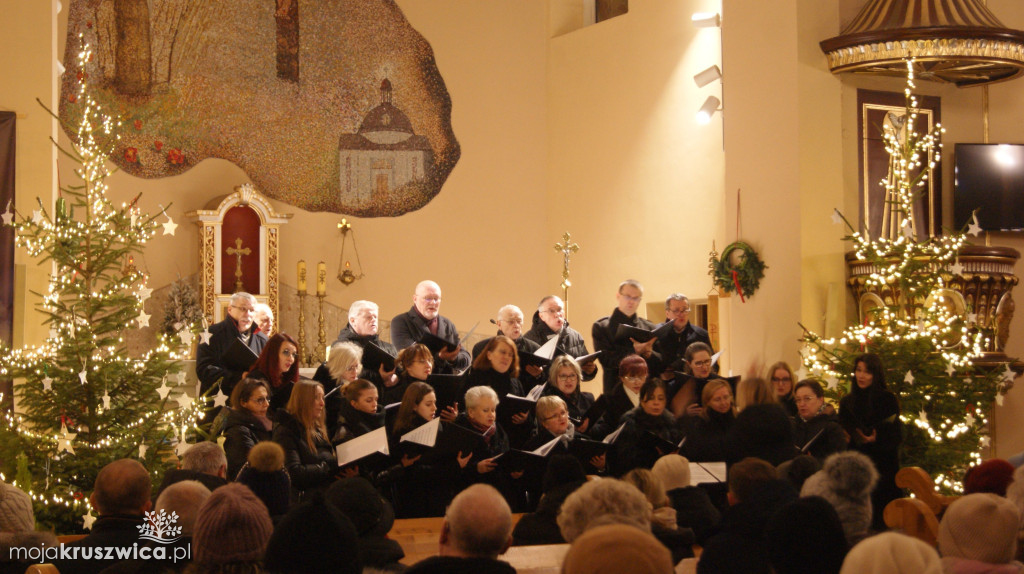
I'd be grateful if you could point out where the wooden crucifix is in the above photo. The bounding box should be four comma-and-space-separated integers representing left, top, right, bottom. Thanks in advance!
226, 237, 251, 293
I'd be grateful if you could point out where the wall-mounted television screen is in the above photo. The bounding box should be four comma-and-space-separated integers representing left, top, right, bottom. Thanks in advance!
954, 143, 1024, 232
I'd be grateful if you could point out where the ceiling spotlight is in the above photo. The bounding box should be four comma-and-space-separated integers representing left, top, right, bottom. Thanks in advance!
693, 65, 722, 88
692, 12, 721, 28
696, 96, 722, 124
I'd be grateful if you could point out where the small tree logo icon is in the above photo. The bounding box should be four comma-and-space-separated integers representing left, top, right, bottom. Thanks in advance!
138, 509, 183, 544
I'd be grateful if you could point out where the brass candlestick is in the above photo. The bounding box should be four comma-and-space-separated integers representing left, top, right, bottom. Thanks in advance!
297, 292, 309, 366
317, 293, 327, 363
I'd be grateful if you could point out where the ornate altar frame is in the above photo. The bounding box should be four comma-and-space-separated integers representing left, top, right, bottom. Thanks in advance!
186, 183, 291, 325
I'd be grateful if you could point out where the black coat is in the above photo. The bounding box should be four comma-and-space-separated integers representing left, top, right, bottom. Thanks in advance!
405, 556, 516, 574
390, 306, 471, 373
272, 409, 335, 496
726, 403, 799, 466
196, 316, 267, 396
52, 515, 147, 574
683, 409, 734, 463
792, 411, 847, 463
472, 334, 545, 387
381, 371, 427, 406
667, 486, 721, 544
612, 407, 682, 475
381, 414, 460, 518
463, 367, 531, 448
589, 382, 637, 440
839, 387, 902, 529
540, 384, 595, 428
452, 413, 522, 508
511, 479, 586, 546
523, 312, 596, 381
333, 400, 385, 445
222, 406, 274, 480
333, 324, 398, 391
592, 308, 661, 393
655, 320, 712, 376
697, 479, 798, 574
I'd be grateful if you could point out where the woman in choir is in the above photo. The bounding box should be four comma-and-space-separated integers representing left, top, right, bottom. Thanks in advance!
454, 385, 521, 504
222, 377, 274, 480
273, 380, 336, 500
541, 356, 596, 432
383, 344, 433, 406
243, 332, 300, 415
839, 352, 902, 530
333, 379, 384, 444
734, 377, 778, 412
612, 379, 682, 475
791, 380, 846, 462
313, 341, 362, 395
683, 379, 735, 462
463, 335, 531, 446
525, 396, 605, 474
669, 342, 722, 418
590, 354, 648, 440
767, 360, 798, 417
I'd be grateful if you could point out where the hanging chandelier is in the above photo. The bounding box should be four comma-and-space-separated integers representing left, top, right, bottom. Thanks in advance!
820, 0, 1024, 87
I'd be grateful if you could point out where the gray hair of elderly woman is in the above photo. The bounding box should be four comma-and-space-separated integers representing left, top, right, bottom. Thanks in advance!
464, 385, 499, 410
557, 478, 652, 542
327, 341, 363, 382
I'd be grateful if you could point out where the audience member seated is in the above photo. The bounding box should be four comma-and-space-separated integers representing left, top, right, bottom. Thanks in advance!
523, 295, 597, 381
682, 379, 735, 463
331, 300, 398, 392
243, 332, 300, 415
0, 479, 57, 574
156, 441, 227, 497
263, 492, 361, 574
223, 377, 274, 480
592, 280, 660, 395
101, 480, 211, 574
53, 459, 153, 574
622, 468, 694, 563
800, 451, 879, 547
962, 458, 1016, 496
612, 379, 682, 475
734, 378, 777, 412
511, 455, 588, 546
590, 354, 648, 440
404, 484, 517, 574
561, 524, 674, 574
669, 342, 722, 418
839, 531, 942, 574
472, 304, 544, 387
766, 361, 798, 417
196, 291, 267, 401
383, 343, 433, 406
651, 454, 720, 544
697, 457, 797, 574
557, 478, 653, 543
273, 380, 337, 500
775, 454, 821, 493
325, 477, 405, 571
765, 496, 848, 574
791, 380, 847, 463
937, 493, 1024, 574
235, 441, 291, 519
190, 483, 274, 574
726, 402, 799, 466
390, 280, 471, 374
463, 335, 531, 447
540, 356, 596, 433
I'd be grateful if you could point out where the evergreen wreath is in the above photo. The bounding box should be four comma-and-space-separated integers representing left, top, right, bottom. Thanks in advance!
709, 241, 767, 300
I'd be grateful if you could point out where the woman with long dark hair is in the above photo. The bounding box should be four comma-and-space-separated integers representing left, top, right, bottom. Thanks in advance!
244, 332, 300, 414
839, 352, 902, 530
223, 377, 274, 479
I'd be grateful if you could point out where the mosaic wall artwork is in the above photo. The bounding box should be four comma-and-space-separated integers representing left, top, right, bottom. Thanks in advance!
59, 0, 460, 217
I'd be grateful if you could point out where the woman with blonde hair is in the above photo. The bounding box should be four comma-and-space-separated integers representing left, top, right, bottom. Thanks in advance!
682, 379, 735, 462
734, 377, 778, 412
540, 356, 596, 432
621, 468, 694, 563
766, 360, 798, 416
273, 380, 336, 499
313, 340, 363, 435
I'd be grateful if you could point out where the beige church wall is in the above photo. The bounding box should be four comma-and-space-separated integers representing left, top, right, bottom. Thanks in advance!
546, 0, 728, 381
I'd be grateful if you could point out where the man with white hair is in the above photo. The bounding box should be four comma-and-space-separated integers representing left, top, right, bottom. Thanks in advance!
390, 280, 471, 374
523, 295, 597, 381
254, 302, 274, 336
472, 304, 544, 386
197, 291, 268, 399
405, 484, 516, 573
333, 299, 398, 390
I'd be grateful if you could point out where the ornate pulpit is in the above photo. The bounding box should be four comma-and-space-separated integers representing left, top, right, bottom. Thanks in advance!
186, 184, 291, 324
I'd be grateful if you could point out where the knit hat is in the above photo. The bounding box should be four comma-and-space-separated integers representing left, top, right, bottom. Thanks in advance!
938, 493, 1021, 564
0, 480, 34, 533
562, 524, 674, 574
192, 483, 273, 565
840, 532, 942, 574
777, 454, 821, 492
766, 496, 848, 574
963, 459, 1015, 496
651, 454, 690, 491
542, 454, 587, 493
264, 492, 361, 574
324, 477, 394, 537
801, 451, 878, 545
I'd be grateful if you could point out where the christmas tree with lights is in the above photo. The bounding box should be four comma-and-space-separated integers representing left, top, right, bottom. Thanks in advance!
0, 43, 205, 531
800, 61, 1015, 493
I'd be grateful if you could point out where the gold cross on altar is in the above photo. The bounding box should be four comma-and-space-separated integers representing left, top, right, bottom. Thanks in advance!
226, 237, 251, 293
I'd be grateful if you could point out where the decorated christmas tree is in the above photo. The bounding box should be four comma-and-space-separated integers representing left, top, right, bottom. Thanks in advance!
0, 43, 205, 531
800, 61, 1015, 492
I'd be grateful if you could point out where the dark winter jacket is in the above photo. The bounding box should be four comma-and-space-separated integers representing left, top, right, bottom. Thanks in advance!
612, 407, 682, 475
222, 406, 274, 480
726, 403, 800, 466
196, 316, 267, 396
697, 479, 798, 574
667, 486, 721, 544
592, 308, 660, 393
523, 312, 595, 382
272, 409, 336, 496
390, 306, 471, 373
332, 324, 399, 391
683, 409, 734, 463
793, 410, 847, 463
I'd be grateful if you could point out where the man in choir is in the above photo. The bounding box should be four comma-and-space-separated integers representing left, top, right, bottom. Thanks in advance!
656, 293, 713, 392
472, 304, 544, 386
333, 300, 398, 388
390, 280, 471, 374
592, 280, 660, 394
523, 295, 597, 381
197, 292, 268, 398
254, 302, 274, 336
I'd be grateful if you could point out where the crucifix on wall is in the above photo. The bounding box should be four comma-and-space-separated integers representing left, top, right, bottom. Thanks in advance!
226, 237, 251, 293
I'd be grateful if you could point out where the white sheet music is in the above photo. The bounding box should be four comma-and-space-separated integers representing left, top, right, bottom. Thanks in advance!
602, 422, 627, 444
400, 417, 441, 447
531, 434, 568, 456
335, 426, 390, 466
526, 384, 546, 401
535, 336, 559, 360
689, 462, 727, 484
711, 350, 724, 368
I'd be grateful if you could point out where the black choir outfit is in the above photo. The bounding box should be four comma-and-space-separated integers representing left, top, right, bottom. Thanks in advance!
540, 383, 596, 429
381, 414, 461, 518
245, 367, 293, 416
461, 367, 531, 448
655, 320, 712, 373
682, 409, 734, 463
332, 324, 398, 392
390, 306, 471, 374
523, 311, 596, 381
839, 385, 902, 530
611, 407, 682, 476
196, 316, 267, 397
452, 413, 524, 510
472, 334, 545, 387
272, 409, 336, 500
222, 406, 274, 480
589, 382, 637, 440
792, 409, 847, 463
592, 308, 660, 393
